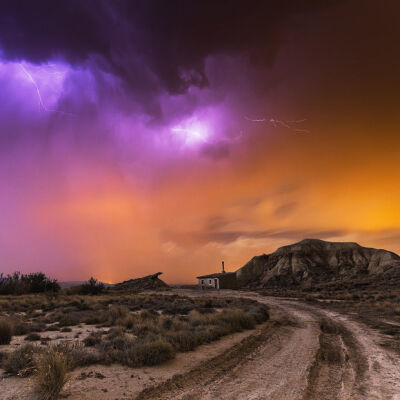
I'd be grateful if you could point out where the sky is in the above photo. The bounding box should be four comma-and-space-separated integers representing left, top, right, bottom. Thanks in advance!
0, 0, 399, 283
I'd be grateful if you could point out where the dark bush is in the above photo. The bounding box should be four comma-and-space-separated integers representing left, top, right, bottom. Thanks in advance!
0, 318, 13, 345
0, 272, 60, 295
125, 339, 175, 367
77, 277, 105, 295
83, 331, 103, 347
25, 333, 41, 341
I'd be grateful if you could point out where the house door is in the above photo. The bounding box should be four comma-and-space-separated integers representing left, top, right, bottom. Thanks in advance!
214, 279, 218, 288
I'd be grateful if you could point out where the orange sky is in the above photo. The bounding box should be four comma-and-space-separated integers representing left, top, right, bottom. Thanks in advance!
32, 118, 400, 284
1, 0, 399, 284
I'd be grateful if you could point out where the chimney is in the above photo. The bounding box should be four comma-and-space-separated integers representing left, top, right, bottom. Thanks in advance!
222, 261, 225, 273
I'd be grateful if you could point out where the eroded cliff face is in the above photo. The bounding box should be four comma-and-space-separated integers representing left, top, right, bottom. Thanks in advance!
236, 239, 400, 287
113, 272, 169, 291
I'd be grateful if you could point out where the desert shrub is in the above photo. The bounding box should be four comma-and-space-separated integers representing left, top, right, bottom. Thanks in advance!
53, 342, 102, 368
320, 319, 341, 335
10, 319, 30, 335
108, 305, 130, 324
247, 304, 270, 324
223, 309, 256, 330
83, 331, 103, 347
166, 330, 198, 352
77, 277, 105, 295
3, 344, 40, 376
131, 317, 161, 337
124, 338, 175, 367
190, 309, 256, 332
161, 317, 173, 330
56, 314, 80, 327
0, 318, 13, 344
60, 327, 72, 333
119, 314, 136, 329
46, 325, 60, 332
35, 348, 69, 400
25, 332, 41, 341
97, 328, 174, 367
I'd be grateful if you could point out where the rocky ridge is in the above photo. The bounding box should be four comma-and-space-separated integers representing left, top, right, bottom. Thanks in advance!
113, 272, 169, 291
236, 239, 400, 287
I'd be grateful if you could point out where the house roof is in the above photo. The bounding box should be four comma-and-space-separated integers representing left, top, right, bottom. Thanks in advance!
197, 272, 236, 279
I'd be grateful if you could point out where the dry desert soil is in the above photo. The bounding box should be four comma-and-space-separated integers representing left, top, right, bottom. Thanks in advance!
1, 289, 400, 400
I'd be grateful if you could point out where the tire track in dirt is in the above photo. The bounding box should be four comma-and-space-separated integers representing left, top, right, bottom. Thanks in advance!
255, 294, 400, 400
138, 290, 400, 400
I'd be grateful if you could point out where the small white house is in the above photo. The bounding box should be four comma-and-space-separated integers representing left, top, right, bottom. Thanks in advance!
197, 262, 237, 290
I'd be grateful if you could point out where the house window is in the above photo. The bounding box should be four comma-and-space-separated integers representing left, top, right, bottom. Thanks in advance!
208, 279, 212, 284
201, 280, 204, 284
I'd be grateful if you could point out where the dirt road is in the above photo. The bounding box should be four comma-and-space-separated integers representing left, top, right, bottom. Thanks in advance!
138, 290, 400, 400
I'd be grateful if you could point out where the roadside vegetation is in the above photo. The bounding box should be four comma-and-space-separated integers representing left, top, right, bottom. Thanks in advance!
0, 291, 269, 399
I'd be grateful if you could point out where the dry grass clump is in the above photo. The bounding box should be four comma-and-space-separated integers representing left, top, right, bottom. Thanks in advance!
3, 343, 40, 376
97, 328, 175, 367
0, 317, 13, 344
35, 348, 69, 400
53, 342, 102, 368
165, 330, 198, 352
108, 305, 130, 324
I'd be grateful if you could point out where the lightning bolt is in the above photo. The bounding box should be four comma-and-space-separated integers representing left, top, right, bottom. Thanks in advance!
245, 116, 266, 122
245, 116, 310, 133
19, 63, 75, 116
19, 64, 47, 111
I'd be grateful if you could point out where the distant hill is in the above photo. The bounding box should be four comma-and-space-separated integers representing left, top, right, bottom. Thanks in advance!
236, 239, 400, 288
112, 272, 169, 291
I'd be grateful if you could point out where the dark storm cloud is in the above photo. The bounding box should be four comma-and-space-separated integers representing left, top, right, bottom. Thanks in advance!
0, 0, 338, 95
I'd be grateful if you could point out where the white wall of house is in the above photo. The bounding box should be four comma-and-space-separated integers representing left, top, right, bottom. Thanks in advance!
198, 278, 219, 289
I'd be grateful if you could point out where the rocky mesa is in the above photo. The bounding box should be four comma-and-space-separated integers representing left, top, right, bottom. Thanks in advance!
236, 239, 400, 288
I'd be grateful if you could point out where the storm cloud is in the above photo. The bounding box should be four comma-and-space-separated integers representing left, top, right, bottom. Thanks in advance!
0, 1, 337, 96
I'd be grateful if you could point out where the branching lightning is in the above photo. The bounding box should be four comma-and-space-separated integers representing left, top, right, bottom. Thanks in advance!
19, 64, 47, 111
19, 63, 74, 116
245, 116, 310, 133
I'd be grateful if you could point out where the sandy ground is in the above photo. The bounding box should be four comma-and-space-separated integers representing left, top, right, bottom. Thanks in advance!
1, 290, 400, 400
0, 321, 257, 400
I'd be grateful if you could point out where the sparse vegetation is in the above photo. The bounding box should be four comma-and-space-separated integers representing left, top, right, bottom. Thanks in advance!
0, 291, 270, 376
